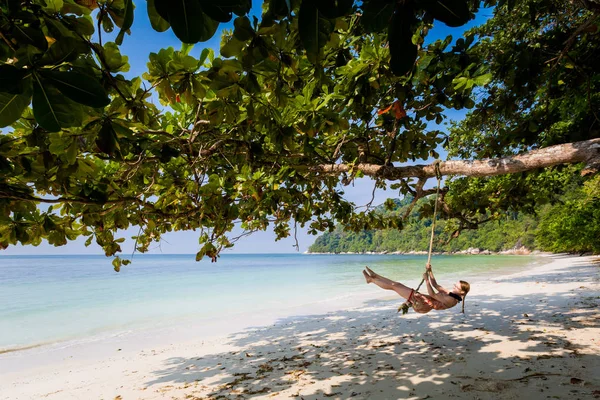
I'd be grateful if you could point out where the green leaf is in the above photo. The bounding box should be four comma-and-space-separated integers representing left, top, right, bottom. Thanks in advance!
241, 72, 260, 94
102, 12, 115, 32
388, 11, 417, 76
61, 0, 92, 15
32, 74, 82, 132
233, 16, 254, 41
48, 133, 72, 155
198, 1, 232, 22
115, 0, 135, 45
528, 121, 538, 132
196, 242, 218, 261
40, 36, 85, 65
96, 121, 120, 155
156, 0, 219, 43
0, 65, 28, 94
38, 70, 110, 108
43, 16, 74, 38
197, 12, 221, 42
422, 0, 471, 27
266, 0, 289, 17
112, 257, 122, 272
12, 25, 48, 51
66, 139, 78, 164
153, 0, 169, 20
316, 0, 353, 19
103, 42, 130, 72
199, 0, 251, 16
453, 76, 468, 90
472, 73, 492, 86
15, 224, 30, 244
63, 15, 95, 36
147, 0, 170, 32
299, 0, 335, 63
221, 34, 246, 58
199, 48, 213, 65
361, 0, 395, 33
232, 0, 251, 16
42, 215, 57, 234
43, 0, 64, 13
0, 79, 32, 128
159, 144, 180, 162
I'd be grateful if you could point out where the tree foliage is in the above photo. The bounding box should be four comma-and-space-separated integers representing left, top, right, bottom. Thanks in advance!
309, 174, 600, 254
535, 175, 600, 254
443, 0, 600, 229
308, 197, 539, 254
0, 0, 599, 268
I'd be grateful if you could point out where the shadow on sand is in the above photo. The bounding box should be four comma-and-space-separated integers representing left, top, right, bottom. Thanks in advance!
147, 257, 600, 399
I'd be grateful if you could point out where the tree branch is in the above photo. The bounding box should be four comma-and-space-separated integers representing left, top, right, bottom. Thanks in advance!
307, 139, 600, 180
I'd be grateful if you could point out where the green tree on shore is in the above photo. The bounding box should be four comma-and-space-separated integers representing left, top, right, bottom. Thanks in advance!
1, 0, 599, 267
308, 177, 600, 255
535, 176, 600, 254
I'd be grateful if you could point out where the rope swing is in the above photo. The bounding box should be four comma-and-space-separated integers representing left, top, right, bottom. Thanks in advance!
398, 163, 443, 314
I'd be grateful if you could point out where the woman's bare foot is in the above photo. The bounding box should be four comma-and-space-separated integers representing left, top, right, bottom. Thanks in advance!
365, 266, 377, 278
362, 270, 373, 284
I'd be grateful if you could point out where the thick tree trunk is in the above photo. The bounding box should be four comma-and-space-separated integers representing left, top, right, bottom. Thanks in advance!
310, 138, 600, 180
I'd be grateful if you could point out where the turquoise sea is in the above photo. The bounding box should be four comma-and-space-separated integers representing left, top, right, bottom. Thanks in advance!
0, 253, 545, 353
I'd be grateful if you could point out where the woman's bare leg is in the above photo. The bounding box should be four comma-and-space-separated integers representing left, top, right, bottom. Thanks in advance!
365, 267, 398, 286
363, 267, 413, 300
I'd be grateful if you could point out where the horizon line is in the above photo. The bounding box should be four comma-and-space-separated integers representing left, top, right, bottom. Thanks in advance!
0, 252, 308, 256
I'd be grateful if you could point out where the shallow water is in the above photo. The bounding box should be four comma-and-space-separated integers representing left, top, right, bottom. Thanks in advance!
0, 253, 546, 352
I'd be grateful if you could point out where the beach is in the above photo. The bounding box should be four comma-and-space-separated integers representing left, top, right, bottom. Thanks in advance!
0, 254, 599, 399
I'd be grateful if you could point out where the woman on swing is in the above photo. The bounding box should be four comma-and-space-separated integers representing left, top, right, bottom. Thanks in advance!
363, 265, 470, 314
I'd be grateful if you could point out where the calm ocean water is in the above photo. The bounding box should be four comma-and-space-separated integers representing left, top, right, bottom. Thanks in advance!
0, 253, 544, 352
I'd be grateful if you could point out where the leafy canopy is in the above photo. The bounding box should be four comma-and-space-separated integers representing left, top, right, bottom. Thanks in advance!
0, 0, 598, 268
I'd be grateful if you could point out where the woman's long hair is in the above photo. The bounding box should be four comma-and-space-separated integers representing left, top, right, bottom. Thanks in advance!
460, 281, 470, 314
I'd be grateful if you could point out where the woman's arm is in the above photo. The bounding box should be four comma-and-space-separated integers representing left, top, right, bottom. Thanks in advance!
426, 264, 449, 294
424, 273, 437, 297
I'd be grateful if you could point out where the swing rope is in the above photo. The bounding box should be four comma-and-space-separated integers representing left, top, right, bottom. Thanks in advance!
398, 162, 442, 314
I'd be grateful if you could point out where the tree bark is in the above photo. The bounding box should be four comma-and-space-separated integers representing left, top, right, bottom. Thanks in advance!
309, 138, 600, 180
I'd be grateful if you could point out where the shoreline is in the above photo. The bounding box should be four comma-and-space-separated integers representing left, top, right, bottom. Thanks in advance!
306, 247, 547, 256
1, 254, 598, 399
0, 254, 545, 357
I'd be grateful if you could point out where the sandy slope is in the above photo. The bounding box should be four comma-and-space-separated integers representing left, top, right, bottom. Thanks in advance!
1, 255, 599, 400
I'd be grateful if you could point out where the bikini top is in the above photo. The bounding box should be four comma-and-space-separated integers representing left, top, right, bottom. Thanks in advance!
448, 292, 462, 302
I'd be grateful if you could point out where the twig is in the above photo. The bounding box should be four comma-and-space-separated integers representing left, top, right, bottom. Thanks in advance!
364, 179, 379, 210
293, 220, 299, 251
401, 179, 426, 220
0, 31, 16, 53
97, 6, 105, 46
332, 134, 347, 160
553, 14, 598, 69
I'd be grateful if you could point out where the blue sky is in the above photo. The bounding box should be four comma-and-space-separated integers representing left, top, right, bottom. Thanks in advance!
2, 2, 492, 256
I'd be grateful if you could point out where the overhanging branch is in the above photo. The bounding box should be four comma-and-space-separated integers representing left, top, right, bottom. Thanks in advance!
308, 138, 600, 180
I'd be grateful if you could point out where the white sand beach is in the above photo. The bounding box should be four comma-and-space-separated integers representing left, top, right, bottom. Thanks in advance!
1, 254, 599, 400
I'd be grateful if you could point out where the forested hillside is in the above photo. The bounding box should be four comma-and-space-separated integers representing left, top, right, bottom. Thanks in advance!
309, 175, 600, 254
